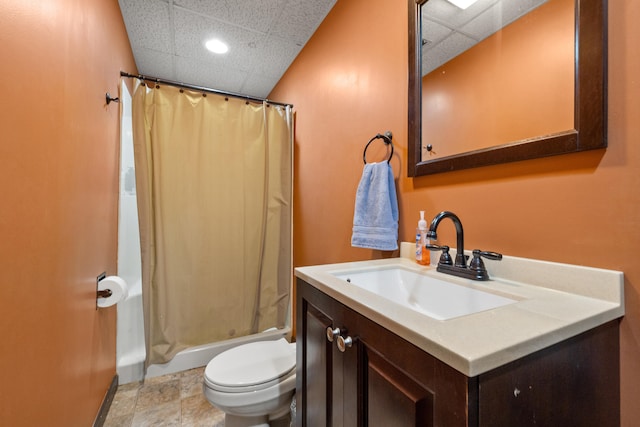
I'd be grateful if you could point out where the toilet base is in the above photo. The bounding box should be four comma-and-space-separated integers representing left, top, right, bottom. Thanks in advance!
224, 413, 291, 427
224, 413, 268, 427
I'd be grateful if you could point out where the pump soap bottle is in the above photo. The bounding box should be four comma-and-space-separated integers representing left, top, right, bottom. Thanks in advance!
415, 211, 430, 265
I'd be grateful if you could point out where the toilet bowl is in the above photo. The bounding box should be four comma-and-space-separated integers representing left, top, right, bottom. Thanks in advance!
203, 338, 296, 427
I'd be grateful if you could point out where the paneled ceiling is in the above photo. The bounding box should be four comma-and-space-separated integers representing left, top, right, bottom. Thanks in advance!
118, 0, 337, 99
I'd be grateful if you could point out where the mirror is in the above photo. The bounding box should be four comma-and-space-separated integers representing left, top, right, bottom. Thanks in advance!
408, 0, 607, 176
421, 0, 574, 160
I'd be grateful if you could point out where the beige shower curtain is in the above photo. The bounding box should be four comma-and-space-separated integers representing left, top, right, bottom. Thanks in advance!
131, 82, 292, 365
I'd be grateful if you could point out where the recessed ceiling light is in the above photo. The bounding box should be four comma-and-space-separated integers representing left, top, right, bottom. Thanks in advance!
205, 39, 229, 54
446, 0, 479, 9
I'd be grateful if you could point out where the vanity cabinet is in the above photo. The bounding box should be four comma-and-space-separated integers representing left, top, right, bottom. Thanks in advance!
296, 278, 620, 427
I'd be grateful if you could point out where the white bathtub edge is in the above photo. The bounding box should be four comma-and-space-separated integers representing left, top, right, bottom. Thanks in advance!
145, 327, 292, 379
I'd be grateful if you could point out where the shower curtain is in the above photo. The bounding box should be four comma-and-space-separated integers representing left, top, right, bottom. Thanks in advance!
131, 81, 292, 365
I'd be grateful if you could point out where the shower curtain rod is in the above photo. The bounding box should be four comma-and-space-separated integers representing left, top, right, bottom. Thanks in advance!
120, 71, 293, 108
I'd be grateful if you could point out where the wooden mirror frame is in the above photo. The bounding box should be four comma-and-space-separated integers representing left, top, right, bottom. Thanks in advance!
408, 0, 607, 177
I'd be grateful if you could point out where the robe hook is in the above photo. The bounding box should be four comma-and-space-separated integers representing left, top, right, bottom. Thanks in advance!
105, 92, 120, 105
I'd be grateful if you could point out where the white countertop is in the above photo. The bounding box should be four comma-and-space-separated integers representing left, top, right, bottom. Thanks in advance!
294, 243, 624, 377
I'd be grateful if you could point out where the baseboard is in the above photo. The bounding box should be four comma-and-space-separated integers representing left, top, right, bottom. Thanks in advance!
93, 374, 119, 427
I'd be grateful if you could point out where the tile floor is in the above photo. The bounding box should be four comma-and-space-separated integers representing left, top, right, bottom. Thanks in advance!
104, 367, 225, 427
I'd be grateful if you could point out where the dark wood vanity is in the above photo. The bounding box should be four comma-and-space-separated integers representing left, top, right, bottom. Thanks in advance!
296, 278, 620, 427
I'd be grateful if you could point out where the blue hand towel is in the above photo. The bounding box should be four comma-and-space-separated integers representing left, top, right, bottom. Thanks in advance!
351, 162, 399, 251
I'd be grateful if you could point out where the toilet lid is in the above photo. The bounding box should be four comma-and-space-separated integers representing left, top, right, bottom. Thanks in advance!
204, 339, 296, 390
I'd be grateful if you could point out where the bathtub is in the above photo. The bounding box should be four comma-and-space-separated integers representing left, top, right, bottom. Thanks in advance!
116, 86, 145, 385
116, 279, 145, 384
116, 278, 291, 383
145, 327, 292, 379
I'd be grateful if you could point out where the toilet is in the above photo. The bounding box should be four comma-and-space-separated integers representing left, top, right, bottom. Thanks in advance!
203, 338, 297, 427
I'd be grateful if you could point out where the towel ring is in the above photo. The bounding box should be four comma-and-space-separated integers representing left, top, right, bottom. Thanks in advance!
363, 131, 394, 164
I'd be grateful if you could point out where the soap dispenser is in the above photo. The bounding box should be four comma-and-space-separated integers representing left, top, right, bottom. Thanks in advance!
416, 211, 430, 265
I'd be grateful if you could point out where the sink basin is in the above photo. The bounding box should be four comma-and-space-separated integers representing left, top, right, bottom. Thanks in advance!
332, 266, 516, 320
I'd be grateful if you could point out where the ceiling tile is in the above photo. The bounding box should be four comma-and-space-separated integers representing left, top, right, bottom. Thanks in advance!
422, 0, 499, 30
240, 74, 281, 99
173, 7, 262, 72
174, 0, 287, 33
422, 18, 454, 47
131, 47, 175, 79
118, 0, 173, 51
422, 32, 477, 75
250, 35, 302, 78
270, 0, 337, 45
461, 4, 507, 40
175, 56, 249, 94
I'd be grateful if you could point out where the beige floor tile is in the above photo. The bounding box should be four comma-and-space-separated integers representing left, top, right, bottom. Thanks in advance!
108, 388, 140, 418
118, 381, 143, 392
131, 401, 181, 427
104, 412, 134, 427
106, 369, 236, 426
180, 367, 205, 398
181, 393, 225, 427
143, 372, 181, 385
135, 379, 181, 412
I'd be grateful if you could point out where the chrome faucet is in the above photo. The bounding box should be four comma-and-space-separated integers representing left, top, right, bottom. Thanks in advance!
426, 211, 502, 281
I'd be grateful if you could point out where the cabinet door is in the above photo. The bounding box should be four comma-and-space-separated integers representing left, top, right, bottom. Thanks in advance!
331, 318, 358, 427
343, 307, 477, 427
477, 320, 620, 427
346, 305, 472, 427
297, 287, 335, 427
297, 279, 473, 427
297, 279, 358, 427
363, 347, 434, 427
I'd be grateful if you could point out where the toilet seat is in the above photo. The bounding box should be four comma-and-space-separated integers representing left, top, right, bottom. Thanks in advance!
204, 338, 296, 393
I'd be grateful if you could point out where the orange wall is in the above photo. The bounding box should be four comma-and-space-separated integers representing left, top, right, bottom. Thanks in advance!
270, 0, 640, 424
0, 0, 136, 425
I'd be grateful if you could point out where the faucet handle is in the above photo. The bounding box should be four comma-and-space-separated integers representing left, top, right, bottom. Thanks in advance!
469, 249, 502, 273
473, 249, 503, 261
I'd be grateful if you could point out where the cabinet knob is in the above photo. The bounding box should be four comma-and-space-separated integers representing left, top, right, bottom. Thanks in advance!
326, 327, 342, 342
337, 335, 353, 352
